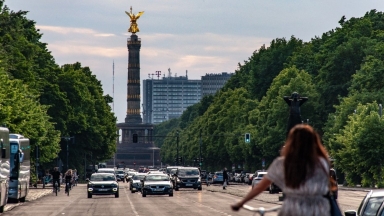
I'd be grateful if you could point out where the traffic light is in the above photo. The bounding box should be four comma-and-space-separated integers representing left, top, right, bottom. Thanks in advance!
133, 134, 138, 143
245, 133, 250, 143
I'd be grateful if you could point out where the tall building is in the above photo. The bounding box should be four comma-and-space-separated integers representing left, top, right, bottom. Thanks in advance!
201, 72, 233, 98
112, 8, 159, 168
143, 70, 201, 124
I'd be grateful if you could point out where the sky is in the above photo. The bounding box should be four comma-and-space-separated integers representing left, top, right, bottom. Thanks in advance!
5, 0, 384, 124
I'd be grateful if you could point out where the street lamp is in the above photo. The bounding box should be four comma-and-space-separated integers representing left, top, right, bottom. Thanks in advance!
61, 136, 74, 171
149, 147, 160, 168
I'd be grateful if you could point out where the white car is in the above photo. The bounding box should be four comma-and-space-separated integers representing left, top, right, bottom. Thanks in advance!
251, 171, 267, 189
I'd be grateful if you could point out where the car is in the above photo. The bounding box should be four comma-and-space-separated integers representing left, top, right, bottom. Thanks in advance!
141, 173, 173, 197
86, 173, 119, 198
126, 171, 137, 181
129, 173, 147, 193
244, 173, 251, 184
251, 171, 267, 189
115, 169, 126, 182
212, 171, 224, 184
175, 167, 202, 191
345, 189, 384, 216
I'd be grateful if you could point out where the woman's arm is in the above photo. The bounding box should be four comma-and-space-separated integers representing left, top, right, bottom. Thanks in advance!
231, 177, 272, 211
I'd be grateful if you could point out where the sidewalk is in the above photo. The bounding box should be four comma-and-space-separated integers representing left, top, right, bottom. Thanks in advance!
4, 186, 53, 212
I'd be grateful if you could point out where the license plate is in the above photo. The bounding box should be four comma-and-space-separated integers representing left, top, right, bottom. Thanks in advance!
98, 189, 108, 191
154, 188, 163, 191
186, 184, 193, 186
132, 188, 136, 191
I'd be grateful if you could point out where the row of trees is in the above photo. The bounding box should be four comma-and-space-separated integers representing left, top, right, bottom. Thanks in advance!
157, 10, 384, 187
0, 1, 117, 179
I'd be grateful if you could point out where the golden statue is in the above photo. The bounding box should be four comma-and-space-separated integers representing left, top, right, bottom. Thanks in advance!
125, 7, 144, 33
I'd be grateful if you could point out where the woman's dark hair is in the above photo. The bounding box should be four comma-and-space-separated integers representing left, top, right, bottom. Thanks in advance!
282, 124, 329, 188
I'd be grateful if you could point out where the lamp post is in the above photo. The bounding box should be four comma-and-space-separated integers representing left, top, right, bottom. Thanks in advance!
61, 136, 74, 171
199, 130, 202, 167
149, 147, 160, 168
176, 132, 179, 165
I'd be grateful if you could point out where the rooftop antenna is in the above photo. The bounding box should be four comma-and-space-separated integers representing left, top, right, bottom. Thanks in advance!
168, 68, 171, 77
155, 71, 161, 79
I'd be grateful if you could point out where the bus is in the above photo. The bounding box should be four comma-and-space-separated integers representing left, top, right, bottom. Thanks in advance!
9, 134, 30, 202
0, 127, 10, 212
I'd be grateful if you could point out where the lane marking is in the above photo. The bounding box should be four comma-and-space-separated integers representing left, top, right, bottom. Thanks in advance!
124, 187, 139, 216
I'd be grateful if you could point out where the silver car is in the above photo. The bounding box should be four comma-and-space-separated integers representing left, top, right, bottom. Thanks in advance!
251, 171, 267, 189
345, 189, 384, 216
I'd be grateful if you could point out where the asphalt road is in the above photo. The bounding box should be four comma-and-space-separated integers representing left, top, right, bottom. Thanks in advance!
1, 182, 371, 216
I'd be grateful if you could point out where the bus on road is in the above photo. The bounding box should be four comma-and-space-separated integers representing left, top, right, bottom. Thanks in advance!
9, 134, 30, 202
0, 127, 10, 212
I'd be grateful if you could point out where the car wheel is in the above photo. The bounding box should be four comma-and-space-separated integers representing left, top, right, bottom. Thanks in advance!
142, 191, 146, 197
175, 187, 179, 191
115, 191, 119, 198
169, 193, 173, 197
131, 190, 135, 193
198, 186, 202, 191
88, 193, 92, 198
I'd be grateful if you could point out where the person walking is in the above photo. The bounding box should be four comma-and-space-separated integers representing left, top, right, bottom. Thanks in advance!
231, 124, 332, 216
223, 167, 228, 190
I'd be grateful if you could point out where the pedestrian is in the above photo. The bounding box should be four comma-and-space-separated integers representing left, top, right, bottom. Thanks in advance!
223, 167, 228, 190
206, 172, 210, 186
231, 124, 333, 215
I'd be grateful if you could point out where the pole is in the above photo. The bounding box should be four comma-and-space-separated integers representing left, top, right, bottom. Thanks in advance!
36, 146, 39, 186
152, 148, 154, 167
66, 139, 69, 171
199, 130, 202, 167
176, 132, 179, 165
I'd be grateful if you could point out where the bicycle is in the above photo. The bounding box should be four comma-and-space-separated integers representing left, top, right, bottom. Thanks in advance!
53, 181, 58, 196
242, 205, 281, 216
65, 182, 70, 196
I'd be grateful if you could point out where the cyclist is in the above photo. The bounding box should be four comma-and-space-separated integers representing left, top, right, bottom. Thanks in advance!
64, 169, 73, 193
51, 167, 61, 192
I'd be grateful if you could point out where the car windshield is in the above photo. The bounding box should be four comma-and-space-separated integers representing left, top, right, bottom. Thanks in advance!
132, 175, 145, 180
178, 169, 199, 176
116, 170, 124, 174
363, 197, 384, 216
90, 174, 115, 181
97, 169, 115, 174
146, 175, 169, 181
215, 172, 223, 176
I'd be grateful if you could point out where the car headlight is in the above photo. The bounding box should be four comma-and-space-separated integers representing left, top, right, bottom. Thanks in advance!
197, 178, 201, 182
177, 178, 181, 182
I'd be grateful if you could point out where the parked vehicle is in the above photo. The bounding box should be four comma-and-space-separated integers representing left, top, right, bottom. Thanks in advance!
251, 171, 267, 189
115, 170, 125, 182
345, 189, 384, 216
0, 127, 10, 213
243, 173, 251, 184
9, 134, 30, 203
212, 171, 224, 184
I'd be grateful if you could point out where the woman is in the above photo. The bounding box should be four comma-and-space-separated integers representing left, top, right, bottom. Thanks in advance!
64, 169, 73, 193
231, 124, 331, 216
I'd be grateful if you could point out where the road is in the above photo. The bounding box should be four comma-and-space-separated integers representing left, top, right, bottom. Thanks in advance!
1, 182, 371, 216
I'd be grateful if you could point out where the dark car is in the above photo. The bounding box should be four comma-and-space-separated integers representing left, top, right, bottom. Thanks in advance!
129, 173, 147, 193
115, 169, 126, 182
141, 173, 173, 197
175, 167, 202, 191
345, 189, 384, 216
87, 173, 119, 198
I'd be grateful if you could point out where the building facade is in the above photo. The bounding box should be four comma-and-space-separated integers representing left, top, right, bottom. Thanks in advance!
201, 72, 234, 98
143, 72, 201, 124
